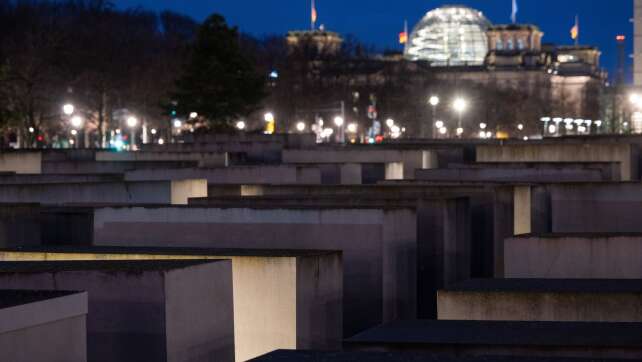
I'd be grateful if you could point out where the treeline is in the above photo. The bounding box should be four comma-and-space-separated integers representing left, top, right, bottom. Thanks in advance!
0, 0, 201, 146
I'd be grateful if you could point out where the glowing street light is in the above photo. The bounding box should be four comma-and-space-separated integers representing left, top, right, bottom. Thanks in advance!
296, 122, 306, 132
453, 98, 467, 113
479, 123, 487, 130
150, 128, 157, 135
173, 119, 182, 129
435, 120, 444, 129
70, 129, 78, 136
439, 127, 447, 135
189, 112, 198, 120
517, 124, 524, 131
264, 112, 275, 123
347, 123, 358, 133
334, 116, 344, 127
236, 121, 246, 130
127, 116, 138, 128
70, 115, 83, 129
62, 104, 75, 116
429, 96, 440, 107
453, 98, 467, 132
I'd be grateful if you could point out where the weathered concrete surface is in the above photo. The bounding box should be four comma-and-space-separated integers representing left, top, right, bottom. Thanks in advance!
124, 165, 321, 185
476, 143, 638, 181
0, 152, 42, 174
437, 279, 642, 322
0, 260, 234, 362
185, 195, 471, 318
41, 160, 199, 174
0, 290, 87, 362
548, 183, 642, 233
96, 151, 228, 167
88, 206, 416, 337
416, 167, 607, 182
0, 248, 342, 362
0, 204, 41, 248
231, 183, 514, 279
252, 350, 634, 362
345, 320, 642, 359
0, 173, 123, 184
448, 161, 621, 181
282, 148, 436, 179
0, 180, 206, 205
505, 234, 642, 279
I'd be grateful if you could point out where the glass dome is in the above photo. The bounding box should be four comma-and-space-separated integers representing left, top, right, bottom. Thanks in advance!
404, 5, 492, 66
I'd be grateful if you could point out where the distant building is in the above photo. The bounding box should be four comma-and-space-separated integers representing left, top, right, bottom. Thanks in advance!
274, 5, 606, 138
286, 30, 343, 56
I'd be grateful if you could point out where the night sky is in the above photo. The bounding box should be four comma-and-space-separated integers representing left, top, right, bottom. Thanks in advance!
114, 0, 634, 82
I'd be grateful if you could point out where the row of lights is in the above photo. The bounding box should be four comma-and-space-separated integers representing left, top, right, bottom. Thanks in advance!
540, 117, 602, 134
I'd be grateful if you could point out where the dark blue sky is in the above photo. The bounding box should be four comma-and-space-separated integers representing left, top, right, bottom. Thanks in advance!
115, 0, 634, 82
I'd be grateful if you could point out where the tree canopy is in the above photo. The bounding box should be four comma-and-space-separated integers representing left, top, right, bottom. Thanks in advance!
170, 14, 267, 130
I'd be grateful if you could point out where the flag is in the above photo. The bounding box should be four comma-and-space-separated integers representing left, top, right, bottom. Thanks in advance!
399, 32, 408, 44
399, 20, 408, 45
570, 15, 579, 41
311, 0, 318, 25
511, 0, 518, 24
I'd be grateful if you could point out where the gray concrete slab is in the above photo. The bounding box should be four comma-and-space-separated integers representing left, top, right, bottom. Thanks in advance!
86, 205, 416, 337
0, 289, 87, 362
124, 165, 321, 185
345, 320, 642, 359
0, 247, 342, 362
252, 350, 634, 362
438, 279, 642, 322
0, 260, 234, 362
505, 234, 642, 279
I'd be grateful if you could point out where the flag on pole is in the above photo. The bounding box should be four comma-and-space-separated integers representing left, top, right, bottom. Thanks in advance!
570, 15, 579, 43
399, 20, 408, 44
311, 0, 318, 29
511, 0, 518, 24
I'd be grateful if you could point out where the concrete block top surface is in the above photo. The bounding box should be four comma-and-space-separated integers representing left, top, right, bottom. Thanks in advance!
444, 279, 642, 293
252, 350, 635, 362
346, 320, 642, 347
0, 259, 219, 273
0, 289, 81, 309
2, 246, 340, 258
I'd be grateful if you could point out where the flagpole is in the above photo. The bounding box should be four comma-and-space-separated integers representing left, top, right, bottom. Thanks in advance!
311, 0, 315, 31
575, 15, 579, 46
404, 20, 408, 53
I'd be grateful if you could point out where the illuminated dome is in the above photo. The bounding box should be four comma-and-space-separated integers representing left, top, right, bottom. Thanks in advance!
405, 5, 491, 66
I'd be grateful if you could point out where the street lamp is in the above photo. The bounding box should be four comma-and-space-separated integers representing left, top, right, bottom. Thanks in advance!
386, 119, 395, 128
71, 115, 83, 129
264, 112, 275, 134
189, 112, 198, 120
127, 116, 139, 150
429, 96, 440, 138
296, 122, 306, 132
173, 119, 182, 129
334, 116, 345, 143
453, 98, 467, 136
236, 121, 246, 130
347, 123, 358, 133
63, 104, 75, 116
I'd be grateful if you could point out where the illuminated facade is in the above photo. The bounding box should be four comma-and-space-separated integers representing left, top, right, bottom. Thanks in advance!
404, 6, 491, 66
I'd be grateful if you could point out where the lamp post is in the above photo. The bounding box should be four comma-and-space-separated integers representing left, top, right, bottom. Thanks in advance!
70, 115, 83, 148
429, 96, 440, 138
453, 98, 467, 138
127, 116, 139, 150
334, 116, 345, 143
